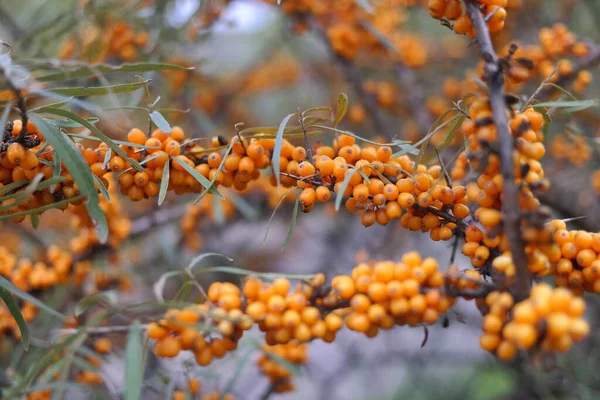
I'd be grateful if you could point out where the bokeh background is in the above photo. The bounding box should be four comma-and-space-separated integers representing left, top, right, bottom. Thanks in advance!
1, 0, 600, 399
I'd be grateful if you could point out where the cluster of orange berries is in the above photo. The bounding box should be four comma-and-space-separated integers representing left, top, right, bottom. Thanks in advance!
69, 174, 132, 252
257, 342, 307, 394
330, 253, 455, 334
58, 21, 149, 63
146, 254, 476, 368
172, 377, 233, 400
502, 23, 593, 92
546, 220, 600, 294
478, 283, 589, 360
549, 135, 592, 167
453, 100, 548, 265
429, 0, 511, 37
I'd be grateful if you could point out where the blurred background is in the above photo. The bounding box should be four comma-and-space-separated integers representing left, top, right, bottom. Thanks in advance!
0, 0, 600, 399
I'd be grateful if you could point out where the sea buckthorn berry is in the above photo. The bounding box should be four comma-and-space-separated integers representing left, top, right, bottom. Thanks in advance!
315, 186, 331, 202
7, 143, 25, 165
127, 128, 147, 145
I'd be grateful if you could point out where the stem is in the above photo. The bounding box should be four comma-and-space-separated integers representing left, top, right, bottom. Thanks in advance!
465, 0, 531, 300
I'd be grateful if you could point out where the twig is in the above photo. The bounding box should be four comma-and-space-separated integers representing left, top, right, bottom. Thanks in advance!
56, 323, 148, 336
465, 0, 531, 300
520, 63, 560, 112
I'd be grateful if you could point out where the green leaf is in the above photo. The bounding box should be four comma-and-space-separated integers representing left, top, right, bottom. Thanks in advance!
416, 109, 458, 165
125, 320, 144, 400
0, 288, 30, 350
0, 179, 29, 196
309, 125, 408, 146
194, 266, 314, 281
30, 213, 40, 229
272, 113, 297, 188
187, 253, 233, 272
0, 195, 85, 221
41, 108, 144, 171
282, 195, 300, 252
533, 99, 598, 110
0, 275, 66, 320
153, 271, 185, 302
49, 80, 150, 97
29, 114, 108, 242
263, 187, 300, 246
92, 175, 110, 202
74, 291, 117, 317
50, 117, 100, 128
149, 111, 172, 133
333, 92, 349, 127
157, 158, 170, 206
334, 169, 355, 211
194, 142, 234, 204
36, 62, 193, 82
391, 114, 460, 158
0, 174, 44, 211
437, 115, 466, 153
172, 156, 224, 199
541, 83, 578, 101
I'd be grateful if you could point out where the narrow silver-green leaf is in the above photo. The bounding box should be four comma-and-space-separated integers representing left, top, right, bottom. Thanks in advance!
0, 275, 66, 320
272, 113, 296, 188
282, 195, 300, 252
334, 168, 355, 211
157, 158, 170, 206
125, 320, 144, 400
49, 80, 149, 97
188, 253, 233, 272
149, 111, 172, 133
29, 114, 108, 243
194, 266, 314, 281
391, 114, 460, 158
533, 99, 598, 109
172, 156, 224, 199
0, 288, 30, 350
42, 107, 143, 171
37, 62, 193, 82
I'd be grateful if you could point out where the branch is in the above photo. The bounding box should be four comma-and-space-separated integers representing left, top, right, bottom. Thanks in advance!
465, 0, 531, 300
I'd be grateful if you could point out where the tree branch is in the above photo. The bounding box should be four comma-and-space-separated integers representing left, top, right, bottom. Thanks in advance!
465, 0, 531, 300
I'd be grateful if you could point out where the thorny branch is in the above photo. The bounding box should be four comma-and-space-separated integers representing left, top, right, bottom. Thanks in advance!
465, 0, 531, 300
